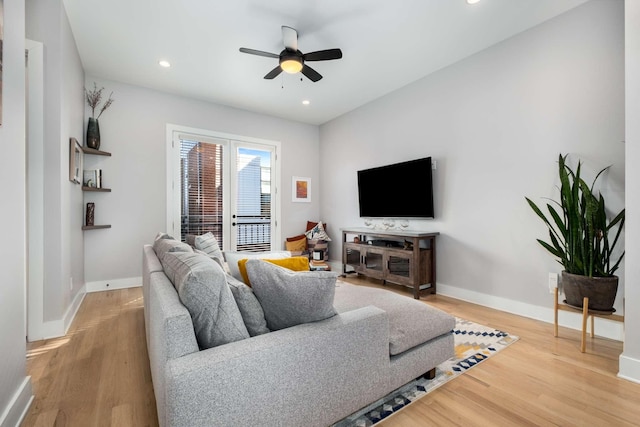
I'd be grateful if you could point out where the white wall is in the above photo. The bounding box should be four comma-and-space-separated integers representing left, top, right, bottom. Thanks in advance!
320, 2, 626, 333
26, 0, 85, 334
82, 78, 320, 287
0, 1, 34, 425
620, 0, 640, 383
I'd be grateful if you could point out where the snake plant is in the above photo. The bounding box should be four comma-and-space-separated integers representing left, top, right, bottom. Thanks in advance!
526, 154, 625, 277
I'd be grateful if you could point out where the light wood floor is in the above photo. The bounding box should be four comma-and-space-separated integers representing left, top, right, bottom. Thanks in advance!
22, 277, 640, 427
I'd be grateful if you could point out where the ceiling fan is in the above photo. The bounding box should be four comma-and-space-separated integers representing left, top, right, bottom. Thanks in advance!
239, 26, 343, 82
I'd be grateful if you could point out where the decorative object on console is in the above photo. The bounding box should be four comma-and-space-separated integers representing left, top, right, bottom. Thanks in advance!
526, 154, 625, 312
84, 82, 114, 150
85, 203, 95, 227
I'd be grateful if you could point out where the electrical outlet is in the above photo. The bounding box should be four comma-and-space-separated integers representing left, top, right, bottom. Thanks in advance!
548, 272, 558, 294
432, 160, 437, 170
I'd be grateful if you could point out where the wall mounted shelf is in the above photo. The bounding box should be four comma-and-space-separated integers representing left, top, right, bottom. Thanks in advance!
82, 225, 112, 230
82, 144, 112, 230
82, 187, 111, 192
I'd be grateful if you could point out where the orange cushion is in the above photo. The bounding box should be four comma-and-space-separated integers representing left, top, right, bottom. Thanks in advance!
285, 235, 307, 252
238, 256, 310, 286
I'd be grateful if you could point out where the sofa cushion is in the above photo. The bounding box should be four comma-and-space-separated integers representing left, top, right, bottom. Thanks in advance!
246, 259, 338, 331
163, 251, 250, 349
194, 248, 226, 271
194, 232, 224, 264
237, 256, 310, 286
285, 234, 307, 252
154, 232, 175, 241
304, 221, 331, 241
333, 281, 455, 356
185, 234, 197, 247
153, 237, 193, 262
225, 274, 270, 336
223, 250, 290, 282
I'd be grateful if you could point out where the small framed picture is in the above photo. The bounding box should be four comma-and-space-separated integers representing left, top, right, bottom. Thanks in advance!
83, 170, 97, 187
69, 138, 83, 184
292, 176, 311, 203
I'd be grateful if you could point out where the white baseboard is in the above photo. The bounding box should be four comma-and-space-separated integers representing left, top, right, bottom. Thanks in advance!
0, 377, 33, 427
436, 283, 624, 341
332, 270, 625, 341
618, 354, 640, 383
86, 276, 142, 293
39, 285, 87, 340
63, 286, 86, 334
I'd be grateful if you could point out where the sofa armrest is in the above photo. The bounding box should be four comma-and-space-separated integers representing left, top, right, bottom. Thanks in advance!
164, 306, 390, 427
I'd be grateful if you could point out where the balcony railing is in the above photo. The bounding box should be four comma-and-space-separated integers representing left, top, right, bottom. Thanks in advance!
181, 215, 271, 252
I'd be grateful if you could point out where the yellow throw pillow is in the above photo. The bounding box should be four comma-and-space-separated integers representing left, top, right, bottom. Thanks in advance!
285, 235, 307, 252
238, 256, 310, 286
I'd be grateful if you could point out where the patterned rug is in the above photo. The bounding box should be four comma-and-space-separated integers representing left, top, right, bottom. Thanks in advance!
333, 317, 519, 427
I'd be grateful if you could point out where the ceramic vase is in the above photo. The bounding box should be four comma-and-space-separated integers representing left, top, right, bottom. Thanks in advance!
86, 203, 95, 227
86, 117, 100, 150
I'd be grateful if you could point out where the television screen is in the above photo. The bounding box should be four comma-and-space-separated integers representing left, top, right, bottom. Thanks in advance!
357, 157, 434, 218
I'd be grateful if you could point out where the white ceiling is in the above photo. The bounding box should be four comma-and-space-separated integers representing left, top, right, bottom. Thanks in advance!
62, 0, 588, 125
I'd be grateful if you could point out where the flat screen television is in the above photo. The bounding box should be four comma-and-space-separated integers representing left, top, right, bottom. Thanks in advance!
357, 157, 434, 218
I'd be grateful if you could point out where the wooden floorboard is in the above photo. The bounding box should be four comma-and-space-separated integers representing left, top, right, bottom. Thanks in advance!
21, 277, 640, 427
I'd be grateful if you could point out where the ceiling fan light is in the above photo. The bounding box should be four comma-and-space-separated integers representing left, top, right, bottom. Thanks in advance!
281, 58, 303, 74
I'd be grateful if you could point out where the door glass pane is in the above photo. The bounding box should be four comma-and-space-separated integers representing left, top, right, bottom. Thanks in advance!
365, 252, 383, 272
180, 139, 224, 246
235, 147, 272, 252
388, 255, 410, 278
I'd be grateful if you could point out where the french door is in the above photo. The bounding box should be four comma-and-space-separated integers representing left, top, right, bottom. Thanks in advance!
167, 126, 280, 252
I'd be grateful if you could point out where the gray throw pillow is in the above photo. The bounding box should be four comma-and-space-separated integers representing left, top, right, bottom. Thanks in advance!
194, 232, 224, 264
246, 259, 338, 331
154, 232, 174, 241
153, 237, 193, 261
163, 251, 250, 349
226, 274, 270, 336
194, 248, 226, 271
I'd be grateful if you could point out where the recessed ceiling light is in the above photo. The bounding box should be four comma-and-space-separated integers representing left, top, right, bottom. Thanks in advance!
159, 60, 171, 68
302, 100, 310, 106
466, 0, 481, 4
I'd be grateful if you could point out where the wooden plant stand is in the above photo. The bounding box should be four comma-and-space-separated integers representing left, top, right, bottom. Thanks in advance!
553, 287, 624, 353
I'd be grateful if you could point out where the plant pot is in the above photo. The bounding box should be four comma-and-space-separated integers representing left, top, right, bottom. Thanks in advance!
86, 117, 100, 150
561, 271, 618, 312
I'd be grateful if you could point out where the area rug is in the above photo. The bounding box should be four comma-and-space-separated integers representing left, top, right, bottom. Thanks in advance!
333, 317, 519, 427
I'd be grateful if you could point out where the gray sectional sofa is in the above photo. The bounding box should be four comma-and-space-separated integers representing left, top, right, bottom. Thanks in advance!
143, 235, 454, 427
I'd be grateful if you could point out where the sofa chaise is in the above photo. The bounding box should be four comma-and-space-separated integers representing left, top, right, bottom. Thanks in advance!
142, 234, 454, 427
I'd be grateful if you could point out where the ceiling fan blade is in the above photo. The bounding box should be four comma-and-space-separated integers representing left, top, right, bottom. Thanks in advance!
282, 26, 298, 51
264, 66, 283, 80
301, 65, 323, 82
304, 48, 343, 62
239, 47, 279, 59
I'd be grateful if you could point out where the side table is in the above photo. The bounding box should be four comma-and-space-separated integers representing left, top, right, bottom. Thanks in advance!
553, 287, 624, 352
